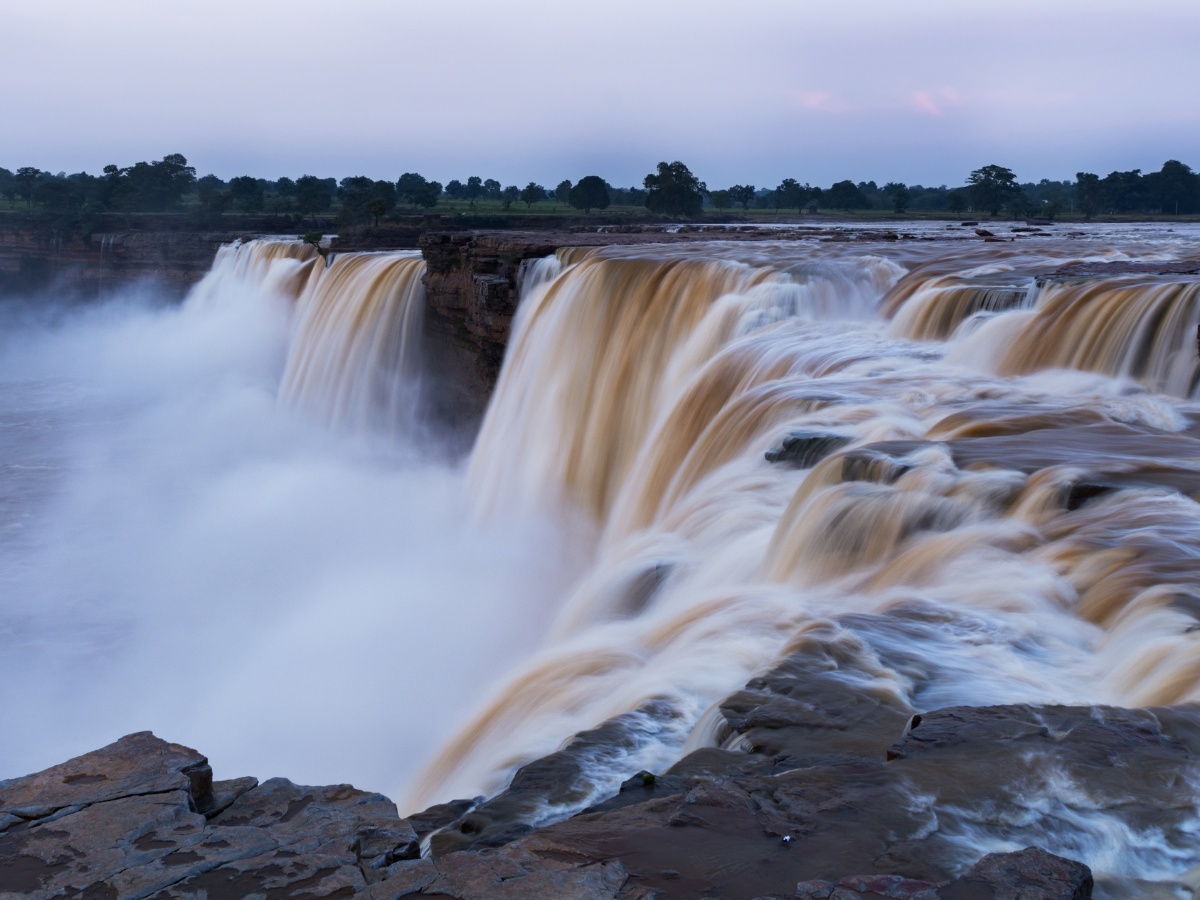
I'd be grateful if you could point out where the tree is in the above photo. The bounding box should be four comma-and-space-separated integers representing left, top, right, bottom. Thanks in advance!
644, 161, 706, 217
365, 196, 388, 225
465, 176, 483, 208
826, 179, 870, 210
500, 185, 520, 210
1146, 160, 1200, 214
520, 182, 546, 208
884, 182, 910, 214
483, 179, 501, 201
946, 188, 968, 213
729, 184, 756, 210
229, 176, 265, 214
397, 172, 441, 208
966, 164, 1020, 216
1101, 169, 1147, 213
569, 175, 610, 213
554, 179, 572, 207
711, 190, 732, 210
14, 167, 44, 207
774, 178, 806, 212
445, 179, 465, 201
295, 175, 333, 221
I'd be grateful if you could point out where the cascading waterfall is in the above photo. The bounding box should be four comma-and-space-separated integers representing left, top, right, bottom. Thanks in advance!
409, 232, 1200, 890
189, 239, 428, 433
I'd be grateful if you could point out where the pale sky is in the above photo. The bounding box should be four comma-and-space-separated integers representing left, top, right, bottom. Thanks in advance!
3, 0, 1198, 188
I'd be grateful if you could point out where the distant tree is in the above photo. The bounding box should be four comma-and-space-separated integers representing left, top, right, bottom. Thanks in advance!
444, 179, 464, 201
465, 176, 483, 208
365, 196, 388, 225
826, 179, 870, 210
1101, 169, 1147, 213
711, 189, 732, 210
729, 184, 756, 210
1146, 159, 1200, 214
625, 186, 648, 206
520, 182, 546, 208
499, 185, 519, 210
0, 167, 16, 203
946, 188, 968, 214
569, 175, 610, 213
966, 164, 1020, 216
483, 179, 502, 202
295, 175, 333, 221
883, 182, 910, 214
274, 177, 296, 198
32, 176, 85, 218
229, 176, 265, 213
553, 179, 572, 207
644, 161, 706, 217
774, 178, 806, 212
14, 167, 44, 207
397, 172, 441, 208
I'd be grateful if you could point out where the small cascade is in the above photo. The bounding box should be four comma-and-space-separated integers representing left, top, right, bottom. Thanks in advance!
279, 251, 427, 434
989, 278, 1200, 395
185, 239, 428, 435
889, 277, 1035, 340
186, 238, 319, 310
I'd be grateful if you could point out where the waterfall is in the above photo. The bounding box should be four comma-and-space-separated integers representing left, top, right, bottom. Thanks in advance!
187, 239, 428, 434
409, 234, 1200, 887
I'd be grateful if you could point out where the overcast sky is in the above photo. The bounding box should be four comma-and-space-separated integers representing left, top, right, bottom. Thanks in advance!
3, 0, 1198, 188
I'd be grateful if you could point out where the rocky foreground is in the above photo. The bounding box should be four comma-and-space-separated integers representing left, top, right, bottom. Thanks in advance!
16, 641, 1200, 898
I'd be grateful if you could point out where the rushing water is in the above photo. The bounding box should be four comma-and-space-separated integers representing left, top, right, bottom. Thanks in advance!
5, 227, 1200, 891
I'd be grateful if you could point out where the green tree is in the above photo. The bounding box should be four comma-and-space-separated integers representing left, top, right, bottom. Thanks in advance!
501, 185, 520, 210
465, 176, 483, 208
554, 179, 572, 207
711, 190, 732, 210
365, 196, 388, 225
774, 178, 806, 212
15, 167, 45, 207
1146, 160, 1200, 214
445, 179, 465, 201
229, 176, 265, 214
483, 179, 502, 202
295, 175, 332, 221
728, 184, 756, 210
644, 161, 706, 217
884, 182, 910, 214
826, 179, 870, 210
569, 175, 610, 213
947, 188, 968, 214
520, 182, 546, 208
397, 172, 440, 208
966, 164, 1020, 216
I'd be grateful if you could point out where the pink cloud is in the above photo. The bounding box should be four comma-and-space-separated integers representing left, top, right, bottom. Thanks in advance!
797, 90, 851, 114
909, 88, 962, 117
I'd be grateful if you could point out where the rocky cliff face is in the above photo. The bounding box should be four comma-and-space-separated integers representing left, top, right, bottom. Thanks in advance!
417, 231, 569, 429
0, 214, 300, 299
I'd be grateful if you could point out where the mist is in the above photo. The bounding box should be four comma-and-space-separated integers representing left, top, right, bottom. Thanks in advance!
0, 277, 584, 807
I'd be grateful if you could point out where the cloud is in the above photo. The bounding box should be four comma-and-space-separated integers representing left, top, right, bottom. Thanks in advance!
797, 90, 855, 114
909, 88, 962, 117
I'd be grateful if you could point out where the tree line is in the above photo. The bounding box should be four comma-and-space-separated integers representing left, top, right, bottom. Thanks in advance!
3, 155, 1199, 226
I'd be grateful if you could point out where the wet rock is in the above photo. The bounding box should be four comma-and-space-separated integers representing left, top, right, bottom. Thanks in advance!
0, 733, 419, 899
429, 699, 685, 856
0, 731, 213, 820
764, 432, 852, 468
940, 846, 1093, 898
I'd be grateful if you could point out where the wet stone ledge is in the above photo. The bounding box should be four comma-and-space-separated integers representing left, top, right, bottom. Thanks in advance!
5, 679, 1148, 898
